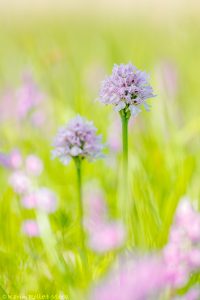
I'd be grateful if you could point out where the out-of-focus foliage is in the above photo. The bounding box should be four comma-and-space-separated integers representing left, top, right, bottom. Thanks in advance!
0, 13, 200, 299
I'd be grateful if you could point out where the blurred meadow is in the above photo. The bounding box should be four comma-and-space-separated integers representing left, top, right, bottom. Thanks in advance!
0, 1, 200, 299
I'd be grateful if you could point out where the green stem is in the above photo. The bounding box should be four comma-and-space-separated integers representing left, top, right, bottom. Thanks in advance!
119, 108, 130, 224
74, 157, 85, 252
121, 112, 129, 173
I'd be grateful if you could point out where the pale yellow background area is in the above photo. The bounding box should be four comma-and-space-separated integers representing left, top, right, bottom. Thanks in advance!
0, 0, 199, 19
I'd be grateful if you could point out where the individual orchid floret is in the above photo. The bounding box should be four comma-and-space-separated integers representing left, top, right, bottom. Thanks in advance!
52, 115, 104, 165
22, 220, 40, 237
98, 63, 155, 117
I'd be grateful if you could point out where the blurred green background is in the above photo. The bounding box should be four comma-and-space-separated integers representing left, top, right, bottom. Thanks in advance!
0, 1, 200, 298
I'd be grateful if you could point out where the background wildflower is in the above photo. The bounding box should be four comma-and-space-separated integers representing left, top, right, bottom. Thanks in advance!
91, 255, 167, 300
21, 193, 37, 209
9, 149, 23, 169
9, 171, 32, 195
88, 222, 125, 253
22, 220, 40, 237
84, 186, 125, 253
164, 197, 200, 288
0, 152, 11, 168
21, 188, 57, 213
25, 154, 43, 176
52, 115, 104, 264
52, 115, 104, 165
34, 188, 57, 213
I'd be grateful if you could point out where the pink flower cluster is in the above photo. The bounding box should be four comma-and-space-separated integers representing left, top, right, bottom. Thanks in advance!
90, 197, 200, 299
0, 72, 46, 127
15, 72, 44, 120
84, 187, 125, 253
164, 197, 200, 288
52, 115, 104, 165
7, 150, 57, 237
21, 188, 57, 213
98, 63, 155, 117
0, 149, 22, 169
91, 255, 167, 300
9, 152, 43, 194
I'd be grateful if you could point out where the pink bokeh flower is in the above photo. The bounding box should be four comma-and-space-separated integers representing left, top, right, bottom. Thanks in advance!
88, 222, 125, 253
84, 186, 126, 253
164, 197, 200, 289
9, 149, 23, 169
30, 110, 46, 127
34, 188, 57, 213
0, 149, 22, 169
91, 255, 167, 300
90, 196, 200, 299
9, 171, 31, 195
183, 288, 200, 300
22, 220, 40, 237
15, 72, 44, 120
25, 155, 43, 176
0, 152, 11, 168
0, 72, 47, 127
21, 193, 37, 209
84, 188, 107, 229
21, 188, 57, 213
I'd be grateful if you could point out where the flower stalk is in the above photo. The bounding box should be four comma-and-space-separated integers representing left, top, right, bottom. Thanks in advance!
52, 115, 104, 271
74, 157, 86, 254
98, 62, 155, 231
120, 108, 130, 170
119, 108, 131, 226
